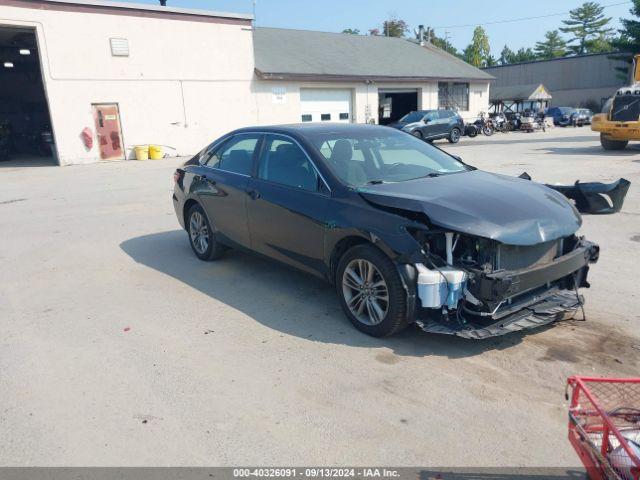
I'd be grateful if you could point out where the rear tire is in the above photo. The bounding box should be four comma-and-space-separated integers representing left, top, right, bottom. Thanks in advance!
448, 127, 461, 143
465, 125, 478, 138
336, 244, 409, 337
186, 203, 226, 261
600, 134, 628, 151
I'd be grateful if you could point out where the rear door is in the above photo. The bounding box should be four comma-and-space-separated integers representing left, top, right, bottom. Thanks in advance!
246, 133, 330, 276
197, 133, 262, 248
437, 110, 454, 136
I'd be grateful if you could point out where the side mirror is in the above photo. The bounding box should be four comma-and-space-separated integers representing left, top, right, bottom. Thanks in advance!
423, 118, 430, 124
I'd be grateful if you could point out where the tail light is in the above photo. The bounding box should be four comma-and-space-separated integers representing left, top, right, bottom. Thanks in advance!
173, 169, 184, 183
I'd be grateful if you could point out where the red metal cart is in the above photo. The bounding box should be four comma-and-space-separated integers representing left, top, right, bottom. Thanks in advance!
567, 376, 640, 480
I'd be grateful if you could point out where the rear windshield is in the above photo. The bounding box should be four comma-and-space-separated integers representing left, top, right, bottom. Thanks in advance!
307, 127, 469, 187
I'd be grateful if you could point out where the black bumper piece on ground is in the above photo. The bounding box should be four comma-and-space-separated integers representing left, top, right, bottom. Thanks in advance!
417, 289, 581, 339
519, 173, 630, 215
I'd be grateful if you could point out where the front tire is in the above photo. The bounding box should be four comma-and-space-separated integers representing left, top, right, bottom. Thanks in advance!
600, 134, 628, 151
187, 203, 226, 261
411, 130, 423, 140
336, 244, 409, 337
448, 127, 461, 143
482, 125, 494, 136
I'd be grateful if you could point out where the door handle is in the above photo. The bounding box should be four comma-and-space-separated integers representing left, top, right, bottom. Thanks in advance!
245, 188, 260, 200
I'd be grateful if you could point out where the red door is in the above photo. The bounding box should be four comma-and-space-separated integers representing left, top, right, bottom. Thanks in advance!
93, 104, 124, 160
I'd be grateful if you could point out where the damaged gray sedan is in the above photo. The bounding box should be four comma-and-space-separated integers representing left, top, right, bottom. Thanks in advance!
172, 124, 600, 339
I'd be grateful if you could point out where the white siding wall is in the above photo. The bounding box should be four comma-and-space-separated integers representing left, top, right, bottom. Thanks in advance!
255, 80, 490, 126
0, 4, 255, 165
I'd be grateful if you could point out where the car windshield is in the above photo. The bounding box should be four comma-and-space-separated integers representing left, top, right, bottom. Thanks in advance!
399, 111, 425, 123
309, 127, 469, 187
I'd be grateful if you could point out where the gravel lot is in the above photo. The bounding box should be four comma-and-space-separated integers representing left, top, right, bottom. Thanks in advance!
1, 126, 638, 467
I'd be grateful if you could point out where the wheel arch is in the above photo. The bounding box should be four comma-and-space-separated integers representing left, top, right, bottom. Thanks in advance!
183, 198, 200, 230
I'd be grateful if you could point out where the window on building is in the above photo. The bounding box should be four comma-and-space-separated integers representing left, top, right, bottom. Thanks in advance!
321, 113, 331, 121
339, 113, 349, 120
301, 114, 312, 122
438, 82, 469, 111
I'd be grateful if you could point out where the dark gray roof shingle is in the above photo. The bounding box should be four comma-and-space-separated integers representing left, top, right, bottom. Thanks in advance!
254, 27, 493, 81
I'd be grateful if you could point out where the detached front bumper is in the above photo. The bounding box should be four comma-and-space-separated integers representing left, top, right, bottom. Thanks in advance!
417, 288, 582, 339
415, 239, 599, 339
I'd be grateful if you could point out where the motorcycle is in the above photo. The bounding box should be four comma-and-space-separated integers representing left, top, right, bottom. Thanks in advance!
473, 112, 494, 136
491, 112, 510, 133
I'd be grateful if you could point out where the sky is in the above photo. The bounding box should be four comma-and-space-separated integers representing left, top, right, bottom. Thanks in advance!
122, 0, 634, 54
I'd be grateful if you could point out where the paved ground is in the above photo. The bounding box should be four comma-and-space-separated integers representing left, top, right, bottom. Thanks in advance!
1, 127, 639, 466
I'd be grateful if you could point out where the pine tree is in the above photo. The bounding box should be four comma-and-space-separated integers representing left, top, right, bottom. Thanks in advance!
535, 30, 568, 59
560, 2, 613, 54
611, 0, 640, 79
500, 45, 515, 64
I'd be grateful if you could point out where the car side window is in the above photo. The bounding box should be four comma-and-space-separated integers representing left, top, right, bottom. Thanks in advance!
258, 135, 319, 191
424, 112, 438, 122
438, 110, 452, 119
205, 135, 260, 176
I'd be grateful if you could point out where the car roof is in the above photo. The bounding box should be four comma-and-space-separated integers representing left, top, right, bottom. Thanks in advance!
231, 123, 398, 136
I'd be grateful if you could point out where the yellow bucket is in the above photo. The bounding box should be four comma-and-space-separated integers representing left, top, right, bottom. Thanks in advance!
134, 145, 149, 161
149, 145, 163, 160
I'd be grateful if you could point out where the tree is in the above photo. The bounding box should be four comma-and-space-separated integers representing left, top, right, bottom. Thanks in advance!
499, 45, 515, 64
342, 28, 360, 35
588, 33, 614, 53
432, 36, 461, 57
560, 2, 613, 54
421, 26, 462, 57
512, 47, 538, 62
485, 54, 498, 67
463, 26, 491, 67
535, 30, 568, 59
611, 0, 640, 79
368, 17, 408, 37
382, 18, 409, 37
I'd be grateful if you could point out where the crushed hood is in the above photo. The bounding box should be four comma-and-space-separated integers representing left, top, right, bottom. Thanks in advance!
358, 170, 582, 246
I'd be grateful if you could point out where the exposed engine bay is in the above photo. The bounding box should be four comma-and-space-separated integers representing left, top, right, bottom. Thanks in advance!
407, 229, 599, 339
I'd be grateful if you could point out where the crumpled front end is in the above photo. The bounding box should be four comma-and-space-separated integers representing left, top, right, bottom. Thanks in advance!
408, 230, 599, 339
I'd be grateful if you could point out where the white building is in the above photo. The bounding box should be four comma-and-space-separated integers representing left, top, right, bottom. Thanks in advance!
0, 0, 492, 166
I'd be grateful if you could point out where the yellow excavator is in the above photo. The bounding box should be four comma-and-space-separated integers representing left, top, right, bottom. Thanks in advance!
591, 53, 640, 150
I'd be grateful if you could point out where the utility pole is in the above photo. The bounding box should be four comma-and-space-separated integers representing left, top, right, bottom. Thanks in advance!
252, 0, 256, 26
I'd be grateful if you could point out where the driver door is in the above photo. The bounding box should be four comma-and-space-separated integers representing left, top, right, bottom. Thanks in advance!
421, 111, 440, 139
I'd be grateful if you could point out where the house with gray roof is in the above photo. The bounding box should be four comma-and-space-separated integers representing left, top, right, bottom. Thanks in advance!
252, 27, 493, 125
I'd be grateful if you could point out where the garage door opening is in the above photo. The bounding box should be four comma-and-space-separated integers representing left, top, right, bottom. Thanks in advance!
300, 89, 352, 123
0, 26, 56, 166
378, 89, 419, 125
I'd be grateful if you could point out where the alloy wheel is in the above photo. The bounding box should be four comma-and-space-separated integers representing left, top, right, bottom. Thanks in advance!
189, 210, 209, 255
342, 259, 389, 326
